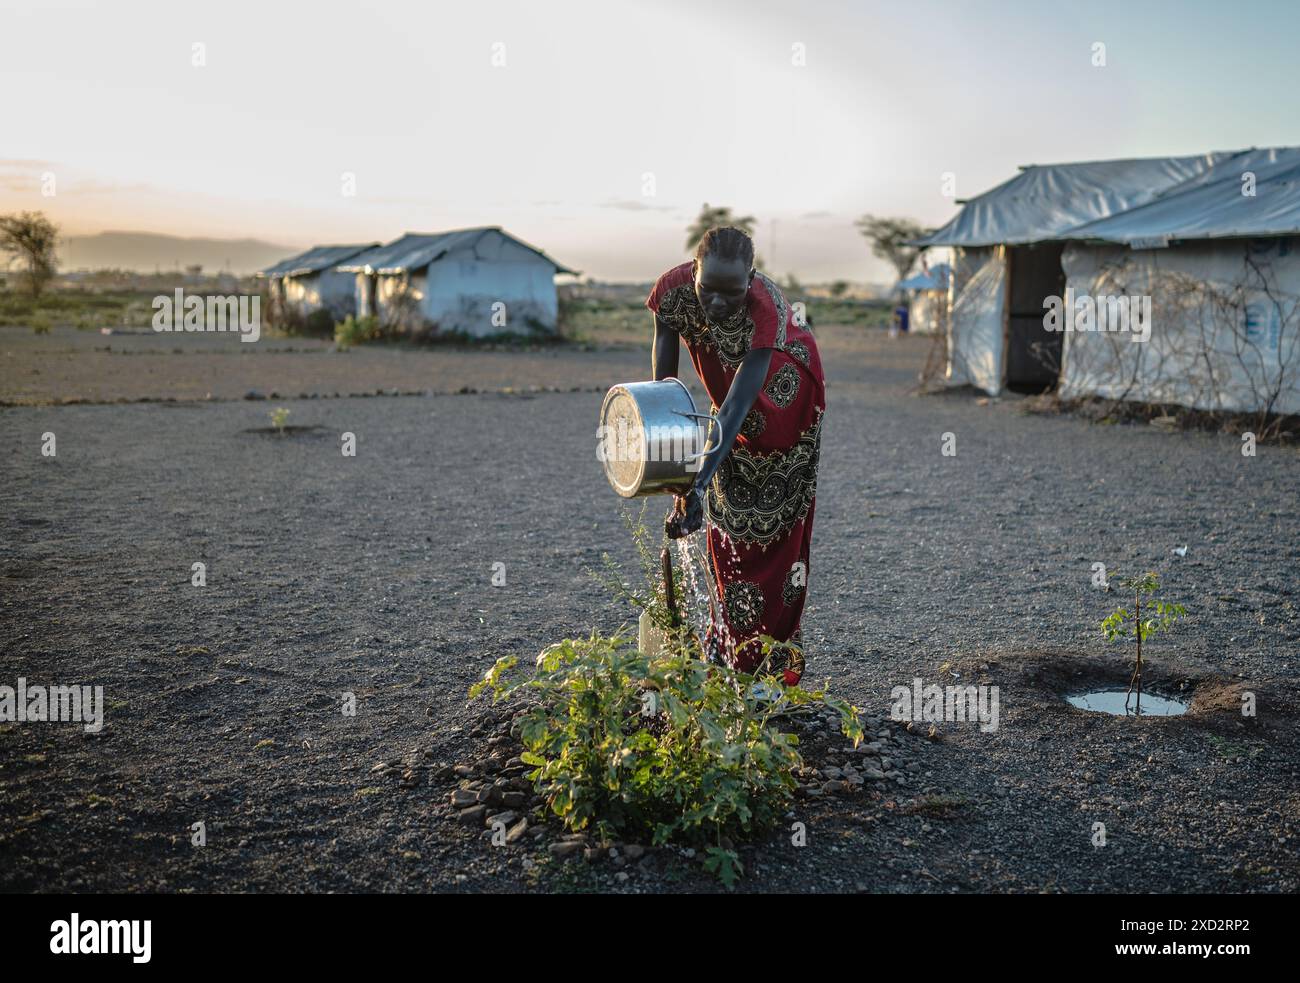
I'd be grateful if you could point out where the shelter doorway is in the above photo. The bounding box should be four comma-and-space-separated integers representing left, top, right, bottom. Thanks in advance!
1006, 243, 1065, 393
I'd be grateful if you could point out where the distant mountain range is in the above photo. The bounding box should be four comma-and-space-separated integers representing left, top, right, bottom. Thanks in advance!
58, 231, 298, 275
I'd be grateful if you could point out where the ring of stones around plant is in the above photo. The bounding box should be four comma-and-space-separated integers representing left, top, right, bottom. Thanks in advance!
423, 697, 943, 890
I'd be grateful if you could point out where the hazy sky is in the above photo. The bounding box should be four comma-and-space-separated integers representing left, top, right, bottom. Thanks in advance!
3, 0, 1298, 281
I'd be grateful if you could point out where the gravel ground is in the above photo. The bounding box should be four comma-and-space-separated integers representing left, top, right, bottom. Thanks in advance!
0, 325, 630, 405
1, 324, 1297, 893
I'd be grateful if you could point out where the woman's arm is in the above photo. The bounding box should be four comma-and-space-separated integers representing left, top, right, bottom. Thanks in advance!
694, 346, 772, 490
652, 313, 679, 381
668, 346, 773, 537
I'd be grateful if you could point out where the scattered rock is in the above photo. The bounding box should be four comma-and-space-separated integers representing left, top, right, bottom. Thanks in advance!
549, 840, 583, 860
506, 818, 529, 844
458, 805, 488, 826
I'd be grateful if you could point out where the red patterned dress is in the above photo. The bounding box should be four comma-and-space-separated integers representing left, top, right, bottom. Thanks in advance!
645, 262, 825, 686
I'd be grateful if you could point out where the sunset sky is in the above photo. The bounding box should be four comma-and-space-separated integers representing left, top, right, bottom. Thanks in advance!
3, 0, 1298, 281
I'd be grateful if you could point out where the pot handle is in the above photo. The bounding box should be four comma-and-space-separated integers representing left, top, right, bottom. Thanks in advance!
673, 410, 721, 462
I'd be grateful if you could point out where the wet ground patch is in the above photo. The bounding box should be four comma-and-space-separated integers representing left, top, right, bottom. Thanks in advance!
951, 649, 1249, 723
239, 424, 329, 437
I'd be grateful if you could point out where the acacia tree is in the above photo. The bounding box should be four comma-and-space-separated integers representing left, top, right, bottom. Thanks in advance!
0, 211, 59, 298
855, 215, 930, 287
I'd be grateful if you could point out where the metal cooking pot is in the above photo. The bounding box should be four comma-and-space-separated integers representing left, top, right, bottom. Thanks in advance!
598, 378, 719, 498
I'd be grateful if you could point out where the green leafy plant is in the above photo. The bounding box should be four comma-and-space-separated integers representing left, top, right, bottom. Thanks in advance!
472, 631, 859, 887
471, 507, 862, 887
269, 407, 290, 434
333, 314, 382, 349
1100, 571, 1187, 714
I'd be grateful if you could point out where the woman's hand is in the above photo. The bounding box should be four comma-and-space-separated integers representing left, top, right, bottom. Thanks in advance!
666, 484, 704, 539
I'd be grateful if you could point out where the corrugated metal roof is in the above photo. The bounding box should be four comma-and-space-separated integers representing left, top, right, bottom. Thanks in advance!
257, 243, 378, 278
915, 147, 1300, 248
336, 226, 578, 275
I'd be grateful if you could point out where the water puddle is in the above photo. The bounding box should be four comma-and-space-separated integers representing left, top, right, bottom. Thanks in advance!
1066, 688, 1190, 717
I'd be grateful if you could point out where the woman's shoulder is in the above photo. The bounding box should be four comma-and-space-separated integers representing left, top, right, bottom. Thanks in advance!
658, 260, 694, 288
745, 272, 822, 374
645, 261, 695, 312
747, 270, 785, 316
745, 270, 795, 348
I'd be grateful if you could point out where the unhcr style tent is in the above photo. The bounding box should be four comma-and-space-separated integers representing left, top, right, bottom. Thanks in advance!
256, 244, 378, 320
337, 227, 578, 338
897, 262, 951, 336
916, 147, 1300, 415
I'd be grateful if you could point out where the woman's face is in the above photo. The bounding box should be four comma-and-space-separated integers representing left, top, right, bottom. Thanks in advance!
694, 255, 752, 325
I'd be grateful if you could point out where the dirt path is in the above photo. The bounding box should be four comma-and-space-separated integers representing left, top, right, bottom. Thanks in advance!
1, 325, 1297, 892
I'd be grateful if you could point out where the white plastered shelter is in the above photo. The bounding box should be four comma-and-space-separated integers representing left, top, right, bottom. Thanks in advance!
257, 244, 378, 320
916, 147, 1300, 415
337, 227, 578, 338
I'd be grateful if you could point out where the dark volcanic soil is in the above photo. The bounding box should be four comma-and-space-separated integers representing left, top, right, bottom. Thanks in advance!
2, 325, 1298, 893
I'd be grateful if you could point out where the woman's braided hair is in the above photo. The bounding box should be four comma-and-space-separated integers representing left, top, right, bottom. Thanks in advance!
695, 226, 754, 273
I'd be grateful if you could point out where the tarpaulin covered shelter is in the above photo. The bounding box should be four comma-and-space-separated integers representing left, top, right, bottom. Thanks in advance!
897, 262, 951, 336
915, 147, 1300, 414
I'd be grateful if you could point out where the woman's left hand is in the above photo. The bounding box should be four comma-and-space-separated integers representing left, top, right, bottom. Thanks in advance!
666, 485, 705, 539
